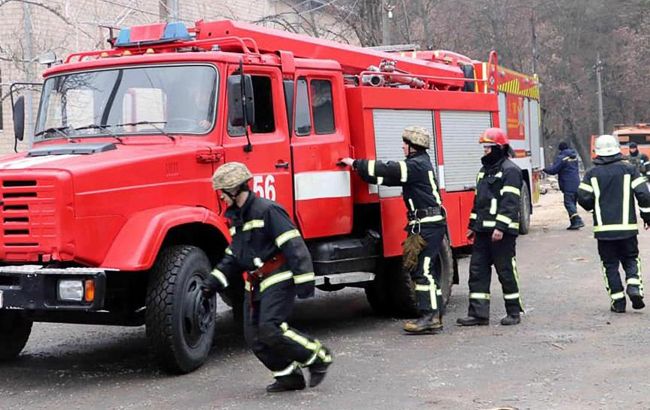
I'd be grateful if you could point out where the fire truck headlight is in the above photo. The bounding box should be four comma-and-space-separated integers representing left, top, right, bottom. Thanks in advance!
57, 280, 84, 302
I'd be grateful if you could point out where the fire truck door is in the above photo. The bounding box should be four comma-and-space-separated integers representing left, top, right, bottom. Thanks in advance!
289, 74, 353, 239
222, 67, 294, 217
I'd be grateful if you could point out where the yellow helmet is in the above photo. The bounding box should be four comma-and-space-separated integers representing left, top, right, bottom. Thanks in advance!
212, 162, 253, 190
402, 126, 430, 149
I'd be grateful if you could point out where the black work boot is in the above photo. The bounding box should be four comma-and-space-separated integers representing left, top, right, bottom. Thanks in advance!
500, 314, 521, 325
308, 347, 333, 388
403, 312, 443, 333
610, 300, 626, 313
627, 286, 645, 310
456, 316, 489, 326
266, 368, 306, 393
567, 216, 584, 230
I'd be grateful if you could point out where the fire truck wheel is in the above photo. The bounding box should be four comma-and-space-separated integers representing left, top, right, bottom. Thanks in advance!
0, 311, 32, 361
365, 269, 392, 316
146, 245, 215, 374
519, 182, 531, 235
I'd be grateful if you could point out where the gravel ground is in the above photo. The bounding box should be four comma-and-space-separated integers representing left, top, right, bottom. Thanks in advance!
1, 190, 649, 410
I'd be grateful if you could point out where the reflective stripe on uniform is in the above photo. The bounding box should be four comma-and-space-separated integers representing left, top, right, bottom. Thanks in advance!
470, 212, 477, 220
579, 182, 593, 193
501, 185, 521, 196
243, 219, 265, 231
408, 198, 416, 212
509, 222, 520, 230
244, 281, 251, 291
428, 170, 442, 204
610, 291, 625, 300
408, 215, 445, 225
210, 268, 228, 287
593, 224, 638, 232
495, 172, 503, 178
280, 322, 320, 351
631, 176, 647, 189
272, 362, 298, 377
622, 174, 631, 225
368, 160, 376, 177
398, 161, 408, 183
483, 220, 496, 227
639, 206, 650, 212
422, 256, 437, 310
490, 198, 497, 215
376, 176, 384, 185
591, 177, 603, 227
276, 229, 301, 247
259, 271, 293, 292
470, 292, 490, 300
229, 227, 236, 236
504, 292, 520, 300
627, 278, 642, 286
477, 172, 485, 183
224, 247, 233, 255
293, 272, 315, 284
496, 214, 512, 225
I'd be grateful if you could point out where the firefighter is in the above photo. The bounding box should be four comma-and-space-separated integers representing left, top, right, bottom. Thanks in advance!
340, 126, 447, 334
543, 141, 584, 230
457, 128, 525, 327
577, 135, 650, 313
627, 142, 650, 177
201, 162, 333, 392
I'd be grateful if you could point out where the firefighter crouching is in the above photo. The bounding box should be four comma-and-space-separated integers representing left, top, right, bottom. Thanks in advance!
457, 128, 525, 327
201, 162, 333, 392
341, 126, 447, 334
577, 135, 650, 313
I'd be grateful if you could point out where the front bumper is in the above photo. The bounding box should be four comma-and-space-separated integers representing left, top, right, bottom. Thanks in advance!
0, 265, 109, 311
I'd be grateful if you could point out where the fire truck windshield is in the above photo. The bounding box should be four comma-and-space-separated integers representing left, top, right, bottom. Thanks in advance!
35, 64, 218, 140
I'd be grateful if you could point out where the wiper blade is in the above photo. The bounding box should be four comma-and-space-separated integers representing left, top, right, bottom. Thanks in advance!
73, 123, 123, 143
34, 126, 70, 138
112, 121, 175, 141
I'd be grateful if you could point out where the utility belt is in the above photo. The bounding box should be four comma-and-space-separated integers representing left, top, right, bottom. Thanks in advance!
407, 206, 442, 220
248, 253, 287, 282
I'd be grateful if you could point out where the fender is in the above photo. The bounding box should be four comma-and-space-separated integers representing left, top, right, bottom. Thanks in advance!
101, 205, 230, 270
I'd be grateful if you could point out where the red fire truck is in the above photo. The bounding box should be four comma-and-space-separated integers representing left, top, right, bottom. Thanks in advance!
1, 20, 543, 373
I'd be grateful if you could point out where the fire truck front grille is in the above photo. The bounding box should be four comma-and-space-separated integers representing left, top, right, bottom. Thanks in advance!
1, 178, 58, 249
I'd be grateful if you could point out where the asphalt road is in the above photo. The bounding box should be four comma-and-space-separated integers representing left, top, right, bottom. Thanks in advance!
2, 191, 650, 409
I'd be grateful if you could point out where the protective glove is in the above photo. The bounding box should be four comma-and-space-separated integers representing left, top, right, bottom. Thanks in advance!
295, 282, 315, 299
201, 270, 228, 298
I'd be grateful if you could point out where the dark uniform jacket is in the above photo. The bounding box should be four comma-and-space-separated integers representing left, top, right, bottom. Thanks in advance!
543, 148, 580, 193
627, 151, 650, 177
469, 157, 523, 236
353, 151, 445, 227
578, 154, 650, 240
212, 193, 315, 298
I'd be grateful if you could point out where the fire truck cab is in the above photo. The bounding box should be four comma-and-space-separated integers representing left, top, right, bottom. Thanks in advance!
2, 20, 543, 373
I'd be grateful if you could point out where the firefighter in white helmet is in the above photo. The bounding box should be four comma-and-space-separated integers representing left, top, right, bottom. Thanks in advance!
341, 126, 447, 334
202, 162, 332, 392
578, 134, 650, 313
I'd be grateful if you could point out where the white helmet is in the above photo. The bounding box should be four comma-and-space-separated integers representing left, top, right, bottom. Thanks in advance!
594, 134, 620, 156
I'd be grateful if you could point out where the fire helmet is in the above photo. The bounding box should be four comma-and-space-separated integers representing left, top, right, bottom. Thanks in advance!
479, 128, 509, 146
594, 134, 620, 156
402, 126, 430, 149
212, 162, 253, 190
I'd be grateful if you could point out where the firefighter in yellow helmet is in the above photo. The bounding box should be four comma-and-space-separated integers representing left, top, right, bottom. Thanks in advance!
578, 135, 650, 313
341, 126, 447, 334
457, 128, 525, 327
202, 162, 333, 392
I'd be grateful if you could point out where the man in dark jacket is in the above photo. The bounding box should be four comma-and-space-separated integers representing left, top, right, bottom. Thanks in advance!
457, 128, 525, 327
340, 126, 447, 334
202, 162, 332, 392
578, 135, 650, 313
544, 141, 584, 230
627, 142, 650, 177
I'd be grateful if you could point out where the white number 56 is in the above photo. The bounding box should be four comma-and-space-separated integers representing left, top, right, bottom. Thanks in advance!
253, 175, 276, 201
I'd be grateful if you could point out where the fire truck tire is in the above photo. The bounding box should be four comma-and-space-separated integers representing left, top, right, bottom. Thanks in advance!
365, 270, 392, 316
0, 311, 32, 361
519, 182, 531, 235
146, 245, 215, 374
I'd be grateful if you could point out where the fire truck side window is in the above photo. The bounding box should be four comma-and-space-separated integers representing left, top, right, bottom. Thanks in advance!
294, 77, 311, 136
310, 79, 335, 135
228, 75, 275, 136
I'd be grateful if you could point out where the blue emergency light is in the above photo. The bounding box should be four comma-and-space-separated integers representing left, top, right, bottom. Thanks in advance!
115, 22, 191, 47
